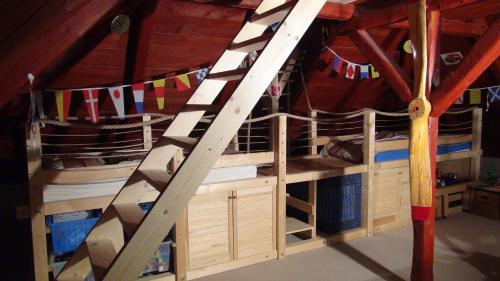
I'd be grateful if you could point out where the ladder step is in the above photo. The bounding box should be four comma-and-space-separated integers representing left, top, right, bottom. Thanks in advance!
229, 33, 273, 52
183, 104, 220, 113
163, 136, 197, 150
139, 169, 172, 192
250, 1, 295, 25
86, 239, 117, 281
207, 69, 246, 81
112, 203, 145, 237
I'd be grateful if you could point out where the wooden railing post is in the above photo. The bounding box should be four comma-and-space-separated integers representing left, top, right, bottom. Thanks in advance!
143, 115, 153, 150
307, 111, 318, 238
26, 121, 49, 281
274, 115, 287, 259
471, 107, 482, 180
362, 110, 375, 236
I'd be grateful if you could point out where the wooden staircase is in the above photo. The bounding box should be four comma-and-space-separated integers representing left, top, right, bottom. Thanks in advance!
56, 1, 327, 280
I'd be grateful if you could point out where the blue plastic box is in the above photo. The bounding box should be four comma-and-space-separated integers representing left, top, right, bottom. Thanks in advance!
47, 213, 100, 255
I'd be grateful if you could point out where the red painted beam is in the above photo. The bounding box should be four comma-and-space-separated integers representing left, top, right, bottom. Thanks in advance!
0, 0, 140, 108
441, 0, 500, 20
430, 20, 500, 117
387, 18, 486, 38
191, 0, 354, 20
349, 29, 413, 104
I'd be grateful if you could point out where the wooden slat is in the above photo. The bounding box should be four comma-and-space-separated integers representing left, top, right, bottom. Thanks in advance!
162, 136, 197, 150
207, 68, 247, 81
250, 1, 295, 25
87, 239, 118, 281
286, 196, 313, 213
139, 169, 172, 192
285, 217, 314, 235
229, 33, 273, 52
113, 203, 145, 237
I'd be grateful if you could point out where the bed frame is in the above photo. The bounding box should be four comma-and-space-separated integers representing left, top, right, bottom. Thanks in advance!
25, 108, 482, 281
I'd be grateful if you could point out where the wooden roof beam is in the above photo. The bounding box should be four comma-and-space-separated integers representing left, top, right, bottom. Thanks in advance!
0, 0, 144, 108
387, 18, 487, 38
441, 0, 500, 20
190, 0, 355, 20
349, 29, 413, 104
430, 20, 500, 117
335, 0, 483, 34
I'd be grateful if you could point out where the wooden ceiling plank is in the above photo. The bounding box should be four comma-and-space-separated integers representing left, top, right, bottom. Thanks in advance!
430, 20, 500, 117
0, 0, 144, 108
349, 29, 413, 104
387, 18, 487, 38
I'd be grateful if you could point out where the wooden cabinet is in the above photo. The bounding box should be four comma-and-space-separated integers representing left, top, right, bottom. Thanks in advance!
187, 186, 276, 270
470, 186, 500, 220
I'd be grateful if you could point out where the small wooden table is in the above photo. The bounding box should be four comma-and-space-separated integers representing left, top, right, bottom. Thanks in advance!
467, 182, 500, 220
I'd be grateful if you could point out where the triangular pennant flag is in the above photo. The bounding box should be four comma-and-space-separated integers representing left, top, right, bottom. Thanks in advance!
55, 90, 71, 122
82, 89, 99, 123
108, 86, 125, 119
370, 66, 380, 78
270, 22, 279, 32
332, 55, 343, 73
174, 74, 191, 91
152, 79, 165, 110
454, 94, 464, 105
131, 83, 145, 113
345, 62, 356, 79
487, 86, 500, 104
196, 68, 209, 83
360, 65, 369, 80
319, 49, 333, 66
469, 88, 481, 105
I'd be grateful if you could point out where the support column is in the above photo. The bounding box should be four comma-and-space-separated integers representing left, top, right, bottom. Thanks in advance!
411, 116, 438, 281
471, 108, 483, 180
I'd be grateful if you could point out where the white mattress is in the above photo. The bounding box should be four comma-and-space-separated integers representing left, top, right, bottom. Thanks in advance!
43, 165, 257, 203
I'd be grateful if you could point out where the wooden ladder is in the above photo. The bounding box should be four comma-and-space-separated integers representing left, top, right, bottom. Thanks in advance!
56, 1, 326, 280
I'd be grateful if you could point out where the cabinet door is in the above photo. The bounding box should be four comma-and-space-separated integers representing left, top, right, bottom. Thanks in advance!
234, 186, 275, 259
373, 168, 401, 224
188, 192, 232, 269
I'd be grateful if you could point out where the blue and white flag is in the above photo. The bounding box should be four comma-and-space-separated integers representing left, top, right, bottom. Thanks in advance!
487, 86, 500, 110
360, 65, 369, 80
196, 68, 209, 83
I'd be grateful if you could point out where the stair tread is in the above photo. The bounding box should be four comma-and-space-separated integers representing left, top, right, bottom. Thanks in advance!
229, 33, 273, 52
113, 203, 144, 237
250, 1, 295, 25
86, 239, 117, 281
183, 104, 220, 112
139, 169, 172, 192
207, 68, 247, 81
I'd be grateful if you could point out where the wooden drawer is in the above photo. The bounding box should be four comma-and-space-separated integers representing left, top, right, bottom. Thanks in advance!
471, 190, 500, 220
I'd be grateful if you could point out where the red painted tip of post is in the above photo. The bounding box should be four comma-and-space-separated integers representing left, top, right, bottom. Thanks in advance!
411, 206, 431, 221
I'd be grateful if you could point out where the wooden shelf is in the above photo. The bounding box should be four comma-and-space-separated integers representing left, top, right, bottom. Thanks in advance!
286, 217, 314, 235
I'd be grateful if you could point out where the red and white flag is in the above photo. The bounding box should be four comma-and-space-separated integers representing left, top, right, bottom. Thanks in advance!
83, 89, 99, 123
108, 86, 125, 119
345, 62, 356, 79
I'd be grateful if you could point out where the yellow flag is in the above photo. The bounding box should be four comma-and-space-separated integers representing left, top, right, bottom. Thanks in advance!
469, 89, 481, 104
370, 66, 380, 78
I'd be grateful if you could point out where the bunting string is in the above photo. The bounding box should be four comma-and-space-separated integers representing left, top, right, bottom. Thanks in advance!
454, 84, 500, 110
324, 46, 379, 80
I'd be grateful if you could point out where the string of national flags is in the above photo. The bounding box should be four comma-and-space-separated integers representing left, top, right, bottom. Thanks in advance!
320, 46, 380, 80
46, 67, 211, 123
454, 85, 500, 109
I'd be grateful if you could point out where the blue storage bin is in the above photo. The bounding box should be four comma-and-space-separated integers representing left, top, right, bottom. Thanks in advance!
317, 174, 362, 233
47, 213, 100, 255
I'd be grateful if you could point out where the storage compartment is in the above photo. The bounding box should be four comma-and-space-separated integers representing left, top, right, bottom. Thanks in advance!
316, 174, 362, 233
47, 210, 101, 255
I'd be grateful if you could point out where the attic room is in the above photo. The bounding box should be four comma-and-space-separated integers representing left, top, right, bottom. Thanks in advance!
0, 0, 499, 280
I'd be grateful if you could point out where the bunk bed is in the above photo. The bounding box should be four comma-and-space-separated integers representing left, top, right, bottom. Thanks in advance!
25, 107, 482, 281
